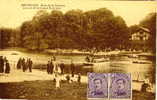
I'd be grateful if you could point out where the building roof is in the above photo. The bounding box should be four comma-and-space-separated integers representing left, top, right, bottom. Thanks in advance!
139, 26, 150, 33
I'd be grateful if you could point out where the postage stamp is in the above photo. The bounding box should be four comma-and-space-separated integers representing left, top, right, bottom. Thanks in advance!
87, 72, 108, 99
110, 73, 131, 99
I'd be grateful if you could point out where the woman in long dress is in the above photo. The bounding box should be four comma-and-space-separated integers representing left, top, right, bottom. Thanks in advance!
5, 60, 10, 74
53, 59, 61, 89
55, 74, 60, 89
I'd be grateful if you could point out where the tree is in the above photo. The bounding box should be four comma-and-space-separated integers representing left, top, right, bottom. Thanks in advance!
0, 28, 12, 49
63, 9, 85, 48
140, 12, 156, 52
20, 21, 35, 47
85, 8, 129, 50
8, 30, 20, 47
24, 32, 48, 51
18, 8, 129, 51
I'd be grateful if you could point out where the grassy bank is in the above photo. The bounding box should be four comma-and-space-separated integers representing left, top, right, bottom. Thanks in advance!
0, 80, 155, 100
0, 80, 86, 100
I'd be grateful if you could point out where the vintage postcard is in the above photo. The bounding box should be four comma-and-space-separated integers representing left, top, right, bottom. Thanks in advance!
0, 0, 156, 100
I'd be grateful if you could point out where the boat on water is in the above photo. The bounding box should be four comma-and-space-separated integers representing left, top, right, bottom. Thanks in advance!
84, 55, 110, 65
132, 53, 155, 64
132, 60, 152, 64
92, 57, 110, 63
83, 63, 93, 66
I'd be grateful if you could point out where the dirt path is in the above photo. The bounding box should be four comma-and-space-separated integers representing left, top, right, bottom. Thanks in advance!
0, 69, 52, 82
0, 68, 87, 83
0, 68, 155, 93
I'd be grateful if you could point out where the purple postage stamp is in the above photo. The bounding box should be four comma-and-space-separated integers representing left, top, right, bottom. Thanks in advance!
87, 72, 108, 99
110, 73, 131, 99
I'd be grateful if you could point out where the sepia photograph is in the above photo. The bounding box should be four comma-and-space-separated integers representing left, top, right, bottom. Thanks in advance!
0, 0, 156, 100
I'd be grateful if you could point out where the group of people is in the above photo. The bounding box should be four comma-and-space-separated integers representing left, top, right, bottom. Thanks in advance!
47, 59, 62, 75
0, 56, 10, 74
46, 58, 75, 77
46, 57, 81, 89
17, 58, 33, 72
0, 55, 81, 89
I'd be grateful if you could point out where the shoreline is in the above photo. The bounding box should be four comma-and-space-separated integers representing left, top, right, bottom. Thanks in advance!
0, 48, 155, 56
0, 69, 155, 93
0, 80, 155, 100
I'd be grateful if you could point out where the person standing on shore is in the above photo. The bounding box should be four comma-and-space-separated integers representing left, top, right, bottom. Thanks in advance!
60, 61, 65, 75
22, 58, 26, 72
5, 60, 10, 74
47, 61, 51, 74
17, 58, 22, 69
0, 56, 4, 73
0, 56, 4, 74
52, 57, 61, 89
55, 74, 61, 89
3, 56, 7, 62
77, 73, 81, 85
70, 60, 75, 77
53, 58, 61, 75
28, 58, 33, 72
50, 60, 54, 74
54, 64, 61, 75
25, 58, 29, 71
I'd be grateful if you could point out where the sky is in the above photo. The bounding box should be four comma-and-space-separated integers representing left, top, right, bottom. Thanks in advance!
0, 0, 156, 28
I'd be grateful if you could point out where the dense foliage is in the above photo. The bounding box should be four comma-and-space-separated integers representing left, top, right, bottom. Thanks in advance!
139, 13, 156, 52
0, 8, 155, 51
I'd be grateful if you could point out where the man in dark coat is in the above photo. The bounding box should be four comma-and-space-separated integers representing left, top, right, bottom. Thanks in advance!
28, 58, 33, 72
5, 60, 10, 74
25, 58, 29, 71
77, 73, 81, 85
50, 60, 54, 74
47, 61, 50, 74
70, 60, 75, 77
17, 58, 22, 69
0, 56, 4, 73
22, 58, 26, 72
60, 61, 65, 75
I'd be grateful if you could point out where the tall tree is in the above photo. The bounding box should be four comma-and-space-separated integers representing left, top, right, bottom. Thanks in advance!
0, 28, 12, 49
23, 32, 48, 51
19, 8, 130, 51
140, 12, 156, 52
85, 8, 129, 50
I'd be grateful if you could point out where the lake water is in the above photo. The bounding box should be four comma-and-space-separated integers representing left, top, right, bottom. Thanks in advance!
0, 50, 155, 84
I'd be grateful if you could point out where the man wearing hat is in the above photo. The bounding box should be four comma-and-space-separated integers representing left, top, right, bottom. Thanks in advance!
0, 56, 4, 73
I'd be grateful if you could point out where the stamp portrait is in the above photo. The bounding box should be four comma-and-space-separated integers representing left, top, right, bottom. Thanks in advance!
87, 73, 108, 99
110, 73, 131, 99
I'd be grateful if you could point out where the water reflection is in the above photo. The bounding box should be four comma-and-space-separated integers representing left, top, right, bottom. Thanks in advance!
91, 56, 155, 84
0, 50, 155, 83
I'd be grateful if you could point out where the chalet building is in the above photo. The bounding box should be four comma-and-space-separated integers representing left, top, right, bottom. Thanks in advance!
130, 26, 150, 51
